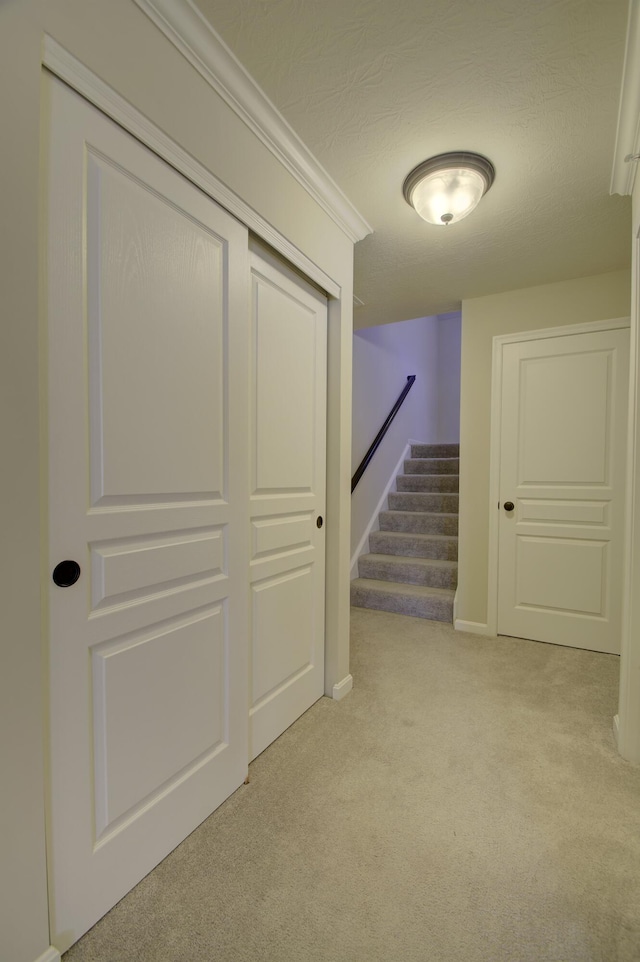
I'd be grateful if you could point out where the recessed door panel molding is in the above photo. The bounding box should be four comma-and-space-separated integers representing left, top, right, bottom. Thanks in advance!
46, 77, 250, 951
86, 151, 226, 506
251, 273, 317, 494
251, 513, 313, 559
249, 493, 317, 516
515, 537, 607, 615
518, 500, 609, 526
248, 247, 327, 761
517, 350, 612, 486
495, 325, 629, 653
92, 605, 226, 838
250, 549, 316, 585
251, 567, 314, 705
90, 527, 225, 610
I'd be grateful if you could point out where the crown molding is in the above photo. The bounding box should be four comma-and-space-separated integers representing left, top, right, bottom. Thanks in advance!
42, 36, 341, 299
611, 0, 640, 195
132, 0, 372, 242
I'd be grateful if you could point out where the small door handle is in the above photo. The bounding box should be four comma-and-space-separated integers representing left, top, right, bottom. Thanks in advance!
52, 560, 81, 587
316, 516, 323, 529
503, 501, 515, 512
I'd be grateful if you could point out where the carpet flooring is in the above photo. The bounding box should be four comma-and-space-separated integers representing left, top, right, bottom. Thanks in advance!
63, 609, 640, 962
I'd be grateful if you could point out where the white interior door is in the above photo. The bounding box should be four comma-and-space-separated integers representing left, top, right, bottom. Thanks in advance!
497, 326, 629, 653
249, 248, 327, 760
46, 76, 250, 951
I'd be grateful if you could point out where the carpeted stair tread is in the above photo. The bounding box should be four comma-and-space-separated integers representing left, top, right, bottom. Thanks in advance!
411, 443, 459, 459
353, 442, 460, 622
358, 553, 458, 589
350, 578, 454, 621
378, 510, 458, 535
369, 530, 458, 560
388, 491, 459, 513
396, 473, 459, 492
404, 458, 459, 475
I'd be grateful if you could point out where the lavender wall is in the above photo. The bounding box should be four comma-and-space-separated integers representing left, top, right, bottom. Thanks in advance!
351, 312, 461, 560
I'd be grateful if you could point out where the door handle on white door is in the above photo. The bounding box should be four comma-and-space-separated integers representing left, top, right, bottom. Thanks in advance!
52, 560, 81, 586
503, 501, 515, 512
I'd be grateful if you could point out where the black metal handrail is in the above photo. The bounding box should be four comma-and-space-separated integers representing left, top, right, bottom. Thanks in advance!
351, 375, 416, 493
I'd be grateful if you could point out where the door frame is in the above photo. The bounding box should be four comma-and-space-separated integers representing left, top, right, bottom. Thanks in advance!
487, 316, 631, 638
618, 221, 640, 762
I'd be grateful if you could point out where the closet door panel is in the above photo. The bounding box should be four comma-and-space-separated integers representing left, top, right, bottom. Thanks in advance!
249, 250, 327, 760
46, 76, 250, 952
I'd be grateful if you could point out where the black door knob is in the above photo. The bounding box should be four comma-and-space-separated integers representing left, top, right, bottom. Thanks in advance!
52, 560, 81, 587
503, 501, 515, 512
316, 516, 323, 529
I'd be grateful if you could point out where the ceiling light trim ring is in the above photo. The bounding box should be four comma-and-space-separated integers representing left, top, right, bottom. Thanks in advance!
402, 152, 495, 208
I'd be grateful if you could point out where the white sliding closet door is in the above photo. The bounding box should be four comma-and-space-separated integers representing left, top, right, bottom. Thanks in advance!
46, 76, 250, 951
249, 249, 327, 760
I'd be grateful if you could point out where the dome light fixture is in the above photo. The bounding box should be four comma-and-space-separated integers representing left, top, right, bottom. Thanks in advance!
403, 151, 495, 226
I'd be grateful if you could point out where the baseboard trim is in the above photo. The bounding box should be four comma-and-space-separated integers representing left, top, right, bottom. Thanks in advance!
350, 441, 412, 579
454, 619, 490, 636
34, 948, 61, 962
613, 713, 620, 748
332, 674, 353, 701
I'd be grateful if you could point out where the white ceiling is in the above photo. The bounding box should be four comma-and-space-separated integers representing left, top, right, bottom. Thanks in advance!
194, 0, 631, 328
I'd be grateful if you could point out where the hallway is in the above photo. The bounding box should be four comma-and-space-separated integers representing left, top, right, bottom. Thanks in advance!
64, 609, 640, 962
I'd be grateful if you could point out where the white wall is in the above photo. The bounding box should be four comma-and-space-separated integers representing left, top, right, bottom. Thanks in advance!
0, 4, 51, 962
350, 312, 462, 560
457, 269, 631, 629
2, 2, 359, 959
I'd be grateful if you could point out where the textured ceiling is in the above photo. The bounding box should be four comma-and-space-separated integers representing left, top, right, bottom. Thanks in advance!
194, 0, 631, 328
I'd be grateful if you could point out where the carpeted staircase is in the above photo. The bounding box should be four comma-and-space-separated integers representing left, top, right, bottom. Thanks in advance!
351, 443, 459, 622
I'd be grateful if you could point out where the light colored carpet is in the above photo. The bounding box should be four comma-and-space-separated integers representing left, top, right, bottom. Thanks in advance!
64, 609, 640, 962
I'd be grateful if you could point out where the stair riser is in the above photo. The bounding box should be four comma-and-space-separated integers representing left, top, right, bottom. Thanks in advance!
388, 492, 458, 513
354, 440, 460, 624
396, 474, 459, 493
350, 584, 453, 622
369, 532, 458, 560
358, 558, 457, 589
411, 444, 459, 459
378, 511, 458, 535
404, 458, 459, 475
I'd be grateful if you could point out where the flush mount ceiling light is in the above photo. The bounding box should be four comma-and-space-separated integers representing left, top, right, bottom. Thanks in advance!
403, 151, 495, 226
